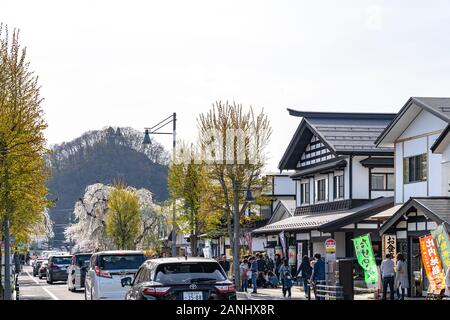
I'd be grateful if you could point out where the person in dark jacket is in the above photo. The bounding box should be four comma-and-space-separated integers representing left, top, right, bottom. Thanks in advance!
250, 256, 258, 294
311, 253, 326, 300
296, 255, 312, 298
219, 255, 230, 277
274, 254, 282, 280
279, 258, 293, 298
265, 255, 274, 272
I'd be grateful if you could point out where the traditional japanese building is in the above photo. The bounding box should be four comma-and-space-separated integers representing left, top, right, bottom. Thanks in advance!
376, 97, 450, 296
252, 109, 396, 269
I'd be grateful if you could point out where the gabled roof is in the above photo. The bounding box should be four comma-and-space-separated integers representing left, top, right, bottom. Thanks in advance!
380, 197, 450, 234
431, 123, 450, 154
376, 97, 450, 147
278, 109, 395, 170
267, 199, 296, 224
252, 197, 393, 234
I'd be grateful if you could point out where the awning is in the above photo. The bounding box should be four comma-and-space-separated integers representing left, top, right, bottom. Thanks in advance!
380, 197, 450, 235
252, 196, 394, 234
290, 158, 347, 180
360, 157, 394, 168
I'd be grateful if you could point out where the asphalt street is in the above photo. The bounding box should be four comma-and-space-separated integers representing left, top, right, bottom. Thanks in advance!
18, 265, 84, 300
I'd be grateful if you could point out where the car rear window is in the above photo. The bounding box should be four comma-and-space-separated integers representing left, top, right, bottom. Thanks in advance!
52, 257, 72, 265
154, 262, 226, 284
76, 255, 92, 265
98, 254, 145, 270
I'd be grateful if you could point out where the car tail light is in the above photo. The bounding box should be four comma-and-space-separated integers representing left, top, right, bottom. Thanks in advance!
215, 284, 236, 293
95, 266, 112, 278
142, 287, 171, 295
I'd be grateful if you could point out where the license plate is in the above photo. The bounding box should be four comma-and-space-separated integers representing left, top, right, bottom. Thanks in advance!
183, 291, 203, 300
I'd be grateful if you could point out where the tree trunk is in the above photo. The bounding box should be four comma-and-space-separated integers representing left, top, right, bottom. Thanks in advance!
232, 180, 241, 291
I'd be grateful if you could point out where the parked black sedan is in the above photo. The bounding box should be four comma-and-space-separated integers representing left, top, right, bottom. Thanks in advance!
122, 257, 236, 300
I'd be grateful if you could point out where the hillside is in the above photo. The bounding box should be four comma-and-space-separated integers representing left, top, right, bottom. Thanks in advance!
46, 127, 170, 248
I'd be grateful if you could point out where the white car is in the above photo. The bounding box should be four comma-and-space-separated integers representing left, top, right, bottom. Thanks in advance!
84, 250, 146, 300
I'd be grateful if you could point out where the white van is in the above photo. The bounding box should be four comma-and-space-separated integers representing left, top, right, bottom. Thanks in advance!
84, 250, 145, 300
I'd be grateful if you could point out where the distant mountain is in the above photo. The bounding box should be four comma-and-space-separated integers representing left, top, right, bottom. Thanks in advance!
46, 127, 170, 248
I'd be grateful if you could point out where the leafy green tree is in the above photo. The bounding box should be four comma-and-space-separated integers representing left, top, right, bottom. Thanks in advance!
106, 181, 141, 250
0, 24, 50, 298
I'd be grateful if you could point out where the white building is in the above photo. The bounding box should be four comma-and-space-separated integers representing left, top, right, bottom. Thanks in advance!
253, 109, 396, 264
376, 97, 450, 297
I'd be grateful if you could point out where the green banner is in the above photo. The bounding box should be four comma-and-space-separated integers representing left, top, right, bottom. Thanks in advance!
431, 224, 450, 273
353, 234, 379, 286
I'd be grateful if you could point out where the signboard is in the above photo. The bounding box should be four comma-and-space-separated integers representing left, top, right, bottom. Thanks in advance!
353, 234, 379, 287
279, 231, 286, 256
325, 238, 336, 253
431, 224, 450, 273
275, 246, 283, 258
419, 235, 446, 294
297, 242, 303, 268
382, 234, 397, 260
288, 245, 296, 265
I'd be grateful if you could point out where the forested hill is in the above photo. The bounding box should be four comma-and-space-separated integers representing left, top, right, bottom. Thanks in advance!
47, 127, 170, 248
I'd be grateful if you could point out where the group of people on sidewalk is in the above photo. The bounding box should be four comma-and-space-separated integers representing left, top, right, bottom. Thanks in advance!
380, 252, 450, 300
238, 252, 326, 299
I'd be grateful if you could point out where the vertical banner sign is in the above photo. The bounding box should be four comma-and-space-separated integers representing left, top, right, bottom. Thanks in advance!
382, 234, 397, 260
275, 246, 283, 258
288, 246, 296, 265
353, 234, 379, 287
279, 231, 286, 257
419, 235, 446, 294
431, 224, 450, 273
297, 242, 303, 268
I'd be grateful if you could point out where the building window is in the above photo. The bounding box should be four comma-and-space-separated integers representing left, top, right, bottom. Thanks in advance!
333, 175, 344, 199
371, 173, 394, 191
315, 178, 328, 202
300, 182, 310, 204
403, 154, 427, 184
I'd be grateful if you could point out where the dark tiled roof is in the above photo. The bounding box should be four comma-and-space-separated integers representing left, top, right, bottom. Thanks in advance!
252, 197, 393, 234
380, 197, 450, 234
290, 158, 347, 180
431, 123, 450, 153
279, 110, 395, 170
360, 157, 394, 168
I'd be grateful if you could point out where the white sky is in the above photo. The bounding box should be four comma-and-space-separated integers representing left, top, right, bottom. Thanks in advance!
2, 0, 450, 170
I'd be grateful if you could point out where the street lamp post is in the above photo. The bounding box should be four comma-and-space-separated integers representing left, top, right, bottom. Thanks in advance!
143, 113, 177, 257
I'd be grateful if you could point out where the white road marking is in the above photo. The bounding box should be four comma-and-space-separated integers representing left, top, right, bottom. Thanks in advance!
43, 286, 60, 300
26, 271, 40, 285
25, 269, 59, 300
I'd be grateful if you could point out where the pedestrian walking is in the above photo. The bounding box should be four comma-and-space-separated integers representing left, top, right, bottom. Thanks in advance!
274, 253, 282, 281
311, 253, 325, 300
250, 256, 258, 294
240, 259, 249, 292
219, 255, 230, 277
265, 254, 274, 272
296, 255, 312, 298
381, 253, 396, 300
395, 253, 409, 300
279, 258, 293, 298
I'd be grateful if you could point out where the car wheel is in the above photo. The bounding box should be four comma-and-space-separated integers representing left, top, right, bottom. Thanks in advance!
84, 286, 88, 300
39, 275, 43, 279
47, 273, 53, 284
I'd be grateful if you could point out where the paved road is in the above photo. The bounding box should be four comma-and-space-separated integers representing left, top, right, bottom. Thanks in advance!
18, 265, 84, 300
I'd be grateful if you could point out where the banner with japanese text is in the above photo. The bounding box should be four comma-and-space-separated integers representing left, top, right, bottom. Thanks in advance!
431, 224, 450, 273
382, 234, 396, 260
279, 231, 286, 257
353, 234, 379, 287
419, 235, 446, 294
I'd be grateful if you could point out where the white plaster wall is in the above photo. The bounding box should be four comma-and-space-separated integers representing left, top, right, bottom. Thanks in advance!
295, 180, 302, 207
344, 156, 350, 200
395, 142, 403, 204
399, 110, 447, 140
352, 156, 369, 199
403, 136, 427, 157
371, 190, 394, 198
404, 182, 427, 200
441, 144, 450, 196
428, 134, 442, 196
